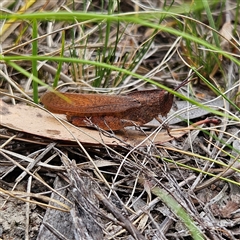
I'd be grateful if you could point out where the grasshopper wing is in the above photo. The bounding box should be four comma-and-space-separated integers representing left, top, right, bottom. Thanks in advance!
41, 92, 141, 117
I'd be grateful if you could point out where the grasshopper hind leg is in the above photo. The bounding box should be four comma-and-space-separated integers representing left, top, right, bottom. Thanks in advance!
66, 114, 135, 131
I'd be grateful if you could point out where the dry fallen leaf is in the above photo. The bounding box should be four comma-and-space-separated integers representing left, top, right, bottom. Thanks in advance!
0, 0, 58, 44
0, 100, 189, 146
220, 21, 233, 50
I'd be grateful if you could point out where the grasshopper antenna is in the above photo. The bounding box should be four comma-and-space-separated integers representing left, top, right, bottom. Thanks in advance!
174, 67, 202, 91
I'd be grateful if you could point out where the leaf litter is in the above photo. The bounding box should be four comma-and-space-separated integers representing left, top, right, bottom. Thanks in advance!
0, 1, 240, 239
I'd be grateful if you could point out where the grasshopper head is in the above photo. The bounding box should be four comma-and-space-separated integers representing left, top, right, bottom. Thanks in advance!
159, 91, 174, 117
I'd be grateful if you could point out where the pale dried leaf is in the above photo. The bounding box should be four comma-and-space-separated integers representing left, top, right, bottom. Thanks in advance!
220, 22, 233, 49
0, 100, 188, 145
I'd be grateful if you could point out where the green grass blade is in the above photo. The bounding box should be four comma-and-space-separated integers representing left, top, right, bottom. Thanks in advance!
151, 187, 205, 240
32, 19, 38, 102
